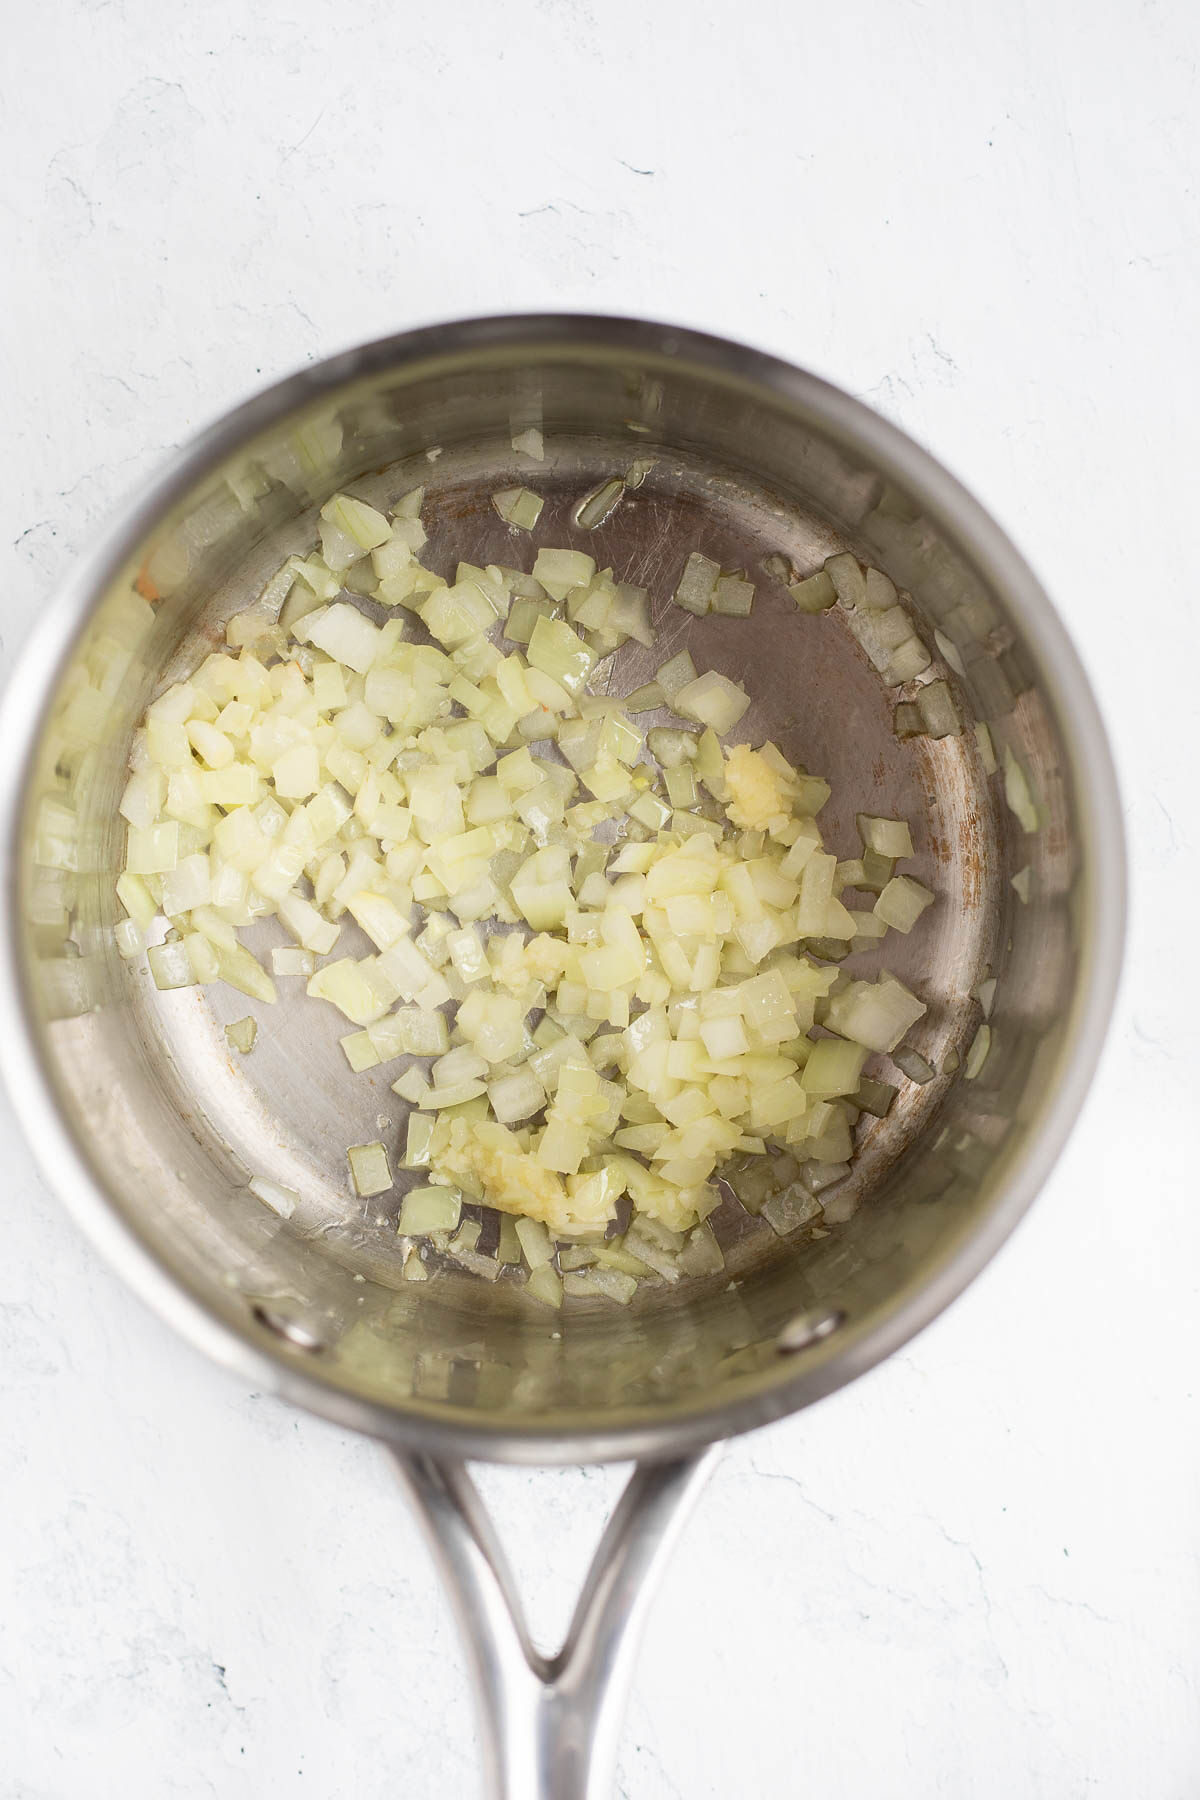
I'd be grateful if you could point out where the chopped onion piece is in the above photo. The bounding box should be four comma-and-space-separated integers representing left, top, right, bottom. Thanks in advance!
972, 975, 997, 1018
762, 1184, 824, 1235
348, 1141, 392, 1196
127, 822, 179, 875
964, 1023, 992, 1080
116, 872, 157, 932
673, 671, 750, 734
892, 1045, 936, 1083
885, 635, 933, 684
115, 917, 146, 959
857, 814, 914, 859
532, 548, 596, 602
574, 478, 625, 530
564, 1267, 638, 1304
673, 552, 720, 615
874, 875, 934, 934
398, 1185, 462, 1234
801, 1159, 851, 1196
647, 727, 698, 768
893, 701, 922, 740
1003, 746, 1040, 833
400, 1111, 435, 1166
823, 553, 867, 607
853, 1075, 897, 1117
655, 650, 698, 702
225, 1016, 258, 1054
526, 1263, 563, 1308
322, 493, 392, 552
492, 487, 544, 530
249, 1176, 298, 1218
712, 573, 755, 616
305, 602, 383, 675
826, 972, 926, 1054
488, 1067, 544, 1124
935, 629, 967, 678
271, 945, 315, 978
789, 570, 837, 613
527, 615, 596, 693
393, 485, 424, 519
915, 679, 963, 739
340, 1030, 380, 1072
974, 721, 998, 775
864, 566, 898, 608
801, 1038, 867, 1097
148, 940, 195, 990
512, 426, 544, 461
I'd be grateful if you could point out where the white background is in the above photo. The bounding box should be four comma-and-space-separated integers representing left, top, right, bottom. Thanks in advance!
2, 2, 1197, 1795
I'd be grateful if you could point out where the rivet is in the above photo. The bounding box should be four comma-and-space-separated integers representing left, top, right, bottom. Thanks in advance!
777, 1308, 845, 1354
252, 1305, 325, 1352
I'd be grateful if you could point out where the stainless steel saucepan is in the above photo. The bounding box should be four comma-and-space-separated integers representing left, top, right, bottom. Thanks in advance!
0, 316, 1124, 1797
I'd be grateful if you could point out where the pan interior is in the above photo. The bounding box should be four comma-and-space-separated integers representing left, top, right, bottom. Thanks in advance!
15, 329, 1090, 1448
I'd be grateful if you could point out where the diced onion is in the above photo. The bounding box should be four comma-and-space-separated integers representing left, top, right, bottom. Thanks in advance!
972, 975, 997, 1018
824, 553, 867, 608
492, 487, 544, 531
1003, 746, 1040, 833
892, 1045, 936, 1084
789, 570, 837, 613
915, 679, 963, 739
148, 940, 195, 990
826, 972, 927, 1054
762, 1184, 824, 1235
964, 1022, 992, 1080
624, 457, 656, 489
526, 1263, 563, 1308
511, 427, 544, 461
874, 875, 934, 934
655, 651, 698, 702
249, 1176, 299, 1218
398, 1185, 462, 1234
348, 1141, 392, 1196
854, 1075, 897, 1117
225, 1016, 258, 1053
117, 490, 941, 1303
673, 671, 751, 734
573, 478, 625, 530
673, 552, 720, 615
712, 573, 755, 616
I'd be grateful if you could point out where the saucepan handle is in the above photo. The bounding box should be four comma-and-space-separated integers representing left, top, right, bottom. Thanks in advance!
390, 1446, 720, 1800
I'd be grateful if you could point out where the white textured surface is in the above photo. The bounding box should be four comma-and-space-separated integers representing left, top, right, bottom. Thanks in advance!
2, 2, 1197, 1795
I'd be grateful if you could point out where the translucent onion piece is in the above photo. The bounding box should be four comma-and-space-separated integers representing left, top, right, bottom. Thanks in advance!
892, 1045, 936, 1084
249, 1176, 299, 1218
1003, 746, 1040, 833
492, 487, 544, 530
348, 1141, 392, 1196
789, 570, 837, 613
225, 1016, 258, 1054
915, 679, 963, 739
964, 1023, 992, 1080
673, 552, 720, 616
573, 478, 625, 530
